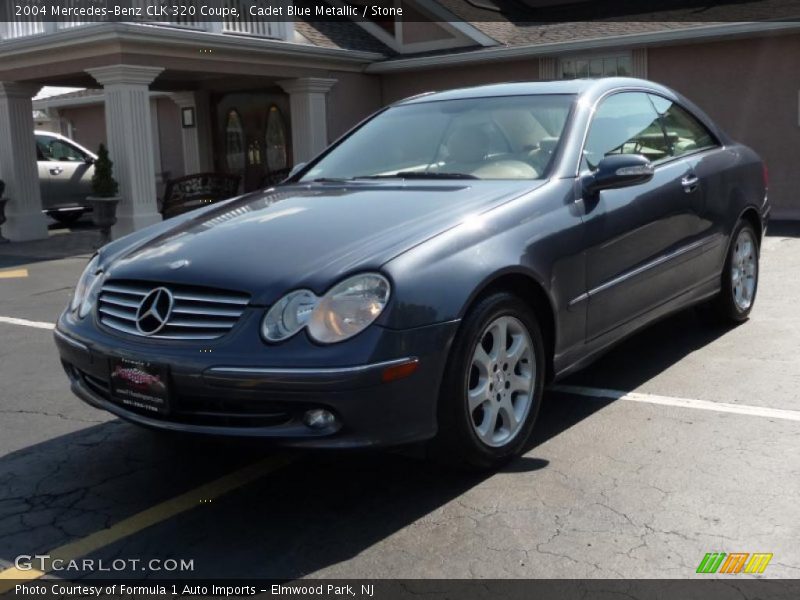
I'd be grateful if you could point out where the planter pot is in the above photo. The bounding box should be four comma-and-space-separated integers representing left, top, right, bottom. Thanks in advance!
0, 197, 8, 244
86, 195, 120, 247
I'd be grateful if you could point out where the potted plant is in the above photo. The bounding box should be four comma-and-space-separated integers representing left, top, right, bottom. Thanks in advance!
0, 179, 8, 243
86, 144, 121, 246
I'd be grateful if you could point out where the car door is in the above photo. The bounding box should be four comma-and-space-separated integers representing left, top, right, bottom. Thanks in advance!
36, 135, 94, 208
580, 92, 701, 339
649, 94, 729, 287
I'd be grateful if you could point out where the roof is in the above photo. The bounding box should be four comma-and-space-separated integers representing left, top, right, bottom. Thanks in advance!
294, 20, 395, 55
286, 0, 798, 62
398, 79, 596, 103
397, 77, 672, 104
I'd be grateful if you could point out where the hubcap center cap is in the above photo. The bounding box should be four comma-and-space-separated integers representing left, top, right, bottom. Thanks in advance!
495, 371, 505, 386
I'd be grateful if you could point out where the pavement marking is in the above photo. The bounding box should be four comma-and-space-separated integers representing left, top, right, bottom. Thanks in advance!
0, 316, 55, 330
0, 269, 29, 279
0, 454, 293, 591
550, 384, 800, 423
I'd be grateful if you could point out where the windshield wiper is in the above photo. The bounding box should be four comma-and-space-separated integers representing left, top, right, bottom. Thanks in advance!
357, 171, 479, 180
307, 177, 352, 183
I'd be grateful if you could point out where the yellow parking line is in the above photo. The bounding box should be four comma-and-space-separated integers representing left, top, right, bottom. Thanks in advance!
0, 454, 293, 591
0, 269, 28, 279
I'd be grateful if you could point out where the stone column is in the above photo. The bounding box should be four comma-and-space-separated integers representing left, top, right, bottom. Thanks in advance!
86, 65, 164, 237
171, 91, 213, 175
0, 82, 49, 241
277, 78, 337, 164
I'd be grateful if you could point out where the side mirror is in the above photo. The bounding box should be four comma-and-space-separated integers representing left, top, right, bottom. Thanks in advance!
583, 154, 654, 195
286, 162, 306, 180
85, 156, 95, 165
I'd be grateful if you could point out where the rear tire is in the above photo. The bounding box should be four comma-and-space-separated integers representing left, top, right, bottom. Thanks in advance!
431, 292, 545, 470
703, 220, 760, 324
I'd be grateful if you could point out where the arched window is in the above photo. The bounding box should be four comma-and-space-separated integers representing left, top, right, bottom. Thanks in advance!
224, 109, 245, 174
265, 105, 288, 172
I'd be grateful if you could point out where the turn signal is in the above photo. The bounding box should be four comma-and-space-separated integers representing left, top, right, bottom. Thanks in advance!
381, 359, 419, 383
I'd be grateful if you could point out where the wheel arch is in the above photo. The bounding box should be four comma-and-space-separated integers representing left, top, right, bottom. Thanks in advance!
460, 270, 557, 383
738, 206, 763, 245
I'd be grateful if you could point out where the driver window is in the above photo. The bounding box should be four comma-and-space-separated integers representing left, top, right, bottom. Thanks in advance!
37, 137, 87, 162
583, 92, 668, 171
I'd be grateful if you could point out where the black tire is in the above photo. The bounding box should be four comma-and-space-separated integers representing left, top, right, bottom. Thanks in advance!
49, 210, 85, 225
702, 220, 760, 324
431, 292, 546, 470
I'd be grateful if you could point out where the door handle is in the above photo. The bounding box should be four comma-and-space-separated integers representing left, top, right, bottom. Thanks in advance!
681, 174, 699, 193
49, 167, 63, 175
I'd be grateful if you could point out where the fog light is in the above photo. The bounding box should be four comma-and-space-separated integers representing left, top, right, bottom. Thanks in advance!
303, 408, 336, 429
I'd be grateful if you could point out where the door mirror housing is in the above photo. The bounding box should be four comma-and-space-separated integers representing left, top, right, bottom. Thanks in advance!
583, 154, 654, 195
84, 156, 95, 165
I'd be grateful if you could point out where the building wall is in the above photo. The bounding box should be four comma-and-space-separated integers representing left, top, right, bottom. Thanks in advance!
58, 104, 106, 154
648, 34, 800, 219
326, 71, 383, 143
380, 59, 541, 103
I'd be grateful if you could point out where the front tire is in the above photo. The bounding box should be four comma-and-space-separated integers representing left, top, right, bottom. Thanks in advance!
432, 292, 545, 470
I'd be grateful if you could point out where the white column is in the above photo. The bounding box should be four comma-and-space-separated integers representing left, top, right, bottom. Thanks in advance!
86, 65, 163, 237
170, 91, 213, 175
277, 77, 337, 164
0, 82, 48, 241
149, 98, 163, 186
632, 48, 648, 78
538, 57, 557, 79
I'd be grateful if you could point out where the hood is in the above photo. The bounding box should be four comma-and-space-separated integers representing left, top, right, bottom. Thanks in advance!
106, 180, 542, 305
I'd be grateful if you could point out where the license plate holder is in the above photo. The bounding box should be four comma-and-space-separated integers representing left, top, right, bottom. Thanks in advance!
109, 357, 171, 415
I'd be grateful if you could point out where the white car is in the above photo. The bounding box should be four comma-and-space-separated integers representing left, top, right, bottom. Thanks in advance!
35, 130, 96, 224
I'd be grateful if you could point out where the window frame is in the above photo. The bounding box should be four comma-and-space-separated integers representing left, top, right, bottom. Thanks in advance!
36, 134, 90, 163
647, 92, 721, 160
577, 89, 723, 177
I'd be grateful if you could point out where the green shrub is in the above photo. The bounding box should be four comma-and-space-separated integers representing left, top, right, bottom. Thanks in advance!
91, 144, 119, 197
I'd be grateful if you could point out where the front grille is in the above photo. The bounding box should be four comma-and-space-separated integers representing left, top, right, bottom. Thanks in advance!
97, 280, 250, 340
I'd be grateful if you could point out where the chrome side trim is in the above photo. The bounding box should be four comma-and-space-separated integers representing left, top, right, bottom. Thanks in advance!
568, 236, 715, 306
54, 328, 89, 352
208, 357, 417, 377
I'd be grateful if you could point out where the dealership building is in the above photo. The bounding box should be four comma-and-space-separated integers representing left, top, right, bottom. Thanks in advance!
1, 1, 798, 241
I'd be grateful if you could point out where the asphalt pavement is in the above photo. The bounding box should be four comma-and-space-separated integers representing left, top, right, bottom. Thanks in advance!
0, 218, 798, 581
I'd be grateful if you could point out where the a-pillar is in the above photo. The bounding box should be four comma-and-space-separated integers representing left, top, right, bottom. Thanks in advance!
277, 77, 337, 164
86, 65, 164, 237
0, 82, 49, 241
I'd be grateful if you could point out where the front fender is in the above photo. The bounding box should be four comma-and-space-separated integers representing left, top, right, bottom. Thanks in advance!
381, 180, 586, 358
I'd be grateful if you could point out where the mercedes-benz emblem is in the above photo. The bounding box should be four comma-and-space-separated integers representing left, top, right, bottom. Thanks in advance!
135, 287, 174, 335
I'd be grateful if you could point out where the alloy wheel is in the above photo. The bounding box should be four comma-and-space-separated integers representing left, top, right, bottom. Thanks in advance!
467, 316, 536, 448
731, 228, 757, 312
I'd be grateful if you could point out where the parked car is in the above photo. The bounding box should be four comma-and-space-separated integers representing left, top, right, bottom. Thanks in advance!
35, 130, 96, 223
54, 78, 769, 469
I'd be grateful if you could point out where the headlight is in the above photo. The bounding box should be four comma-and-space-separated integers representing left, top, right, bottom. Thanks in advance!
70, 255, 101, 315
79, 273, 106, 319
262, 289, 318, 342
262, 273, 391, 344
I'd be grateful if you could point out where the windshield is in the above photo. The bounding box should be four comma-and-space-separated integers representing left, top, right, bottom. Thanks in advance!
300, 94, 576, 182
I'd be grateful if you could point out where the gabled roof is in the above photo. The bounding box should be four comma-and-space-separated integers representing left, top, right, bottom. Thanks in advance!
294, 20, 395, 55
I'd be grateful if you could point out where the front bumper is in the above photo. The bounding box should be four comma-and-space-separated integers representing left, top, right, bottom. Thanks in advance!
54, 312, 459, 448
